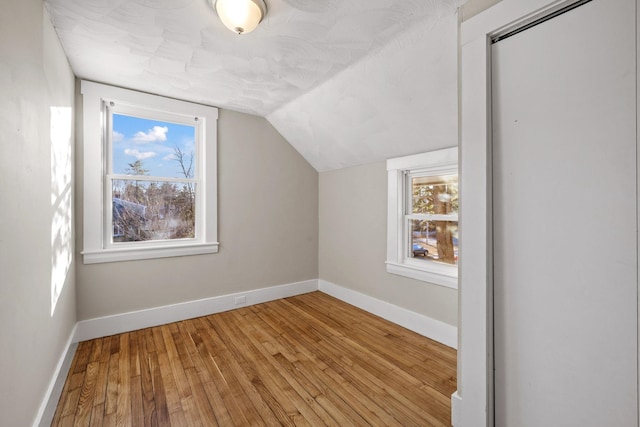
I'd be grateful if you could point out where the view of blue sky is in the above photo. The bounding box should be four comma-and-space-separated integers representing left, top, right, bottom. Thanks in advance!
112, 113, 196, 178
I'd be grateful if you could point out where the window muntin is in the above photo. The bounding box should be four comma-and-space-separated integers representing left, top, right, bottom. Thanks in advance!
106, 106, 201, 247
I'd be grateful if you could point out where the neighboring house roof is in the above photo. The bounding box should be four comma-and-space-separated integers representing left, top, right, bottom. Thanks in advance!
112, 198, 147, 220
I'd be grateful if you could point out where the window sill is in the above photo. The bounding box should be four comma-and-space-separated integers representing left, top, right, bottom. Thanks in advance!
386, 261, 458, 289
82, 242, 219, 264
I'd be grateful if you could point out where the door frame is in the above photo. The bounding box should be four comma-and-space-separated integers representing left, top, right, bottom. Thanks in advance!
457, 0, 640, 425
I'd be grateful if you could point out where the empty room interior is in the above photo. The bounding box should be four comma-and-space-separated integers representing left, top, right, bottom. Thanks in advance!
2, 0, 639, 426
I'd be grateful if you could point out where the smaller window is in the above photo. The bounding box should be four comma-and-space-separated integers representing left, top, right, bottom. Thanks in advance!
387, 147, 458, 288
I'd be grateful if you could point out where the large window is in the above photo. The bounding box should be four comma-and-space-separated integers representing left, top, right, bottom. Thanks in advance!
387, 147, 458, 288
81, 81, 218, 264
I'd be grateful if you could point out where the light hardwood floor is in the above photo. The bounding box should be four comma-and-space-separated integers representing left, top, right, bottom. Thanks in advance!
52, 291, 457, 426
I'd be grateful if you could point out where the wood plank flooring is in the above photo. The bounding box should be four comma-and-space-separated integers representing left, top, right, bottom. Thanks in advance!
52, 291, 457, 426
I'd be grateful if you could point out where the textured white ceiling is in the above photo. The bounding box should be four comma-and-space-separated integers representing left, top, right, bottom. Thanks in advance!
268, 12, 459, 171
44, 0, 461, 171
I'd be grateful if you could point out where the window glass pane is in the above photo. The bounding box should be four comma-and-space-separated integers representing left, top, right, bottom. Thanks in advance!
410, 219, 458, 265
112, 113, 196, 179
112, 180, 196, 242
411, 174, 458, 215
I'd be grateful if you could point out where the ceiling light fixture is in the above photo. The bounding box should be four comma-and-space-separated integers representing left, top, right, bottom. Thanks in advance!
213, 0, 267, 35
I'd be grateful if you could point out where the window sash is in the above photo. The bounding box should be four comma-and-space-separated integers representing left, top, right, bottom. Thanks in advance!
105, 101, 203, 178
106, 178, 200, 247
403, 167, 458, 262
404, 168, 458, 215
404, 217, 458, 258
103, 101, 205, 249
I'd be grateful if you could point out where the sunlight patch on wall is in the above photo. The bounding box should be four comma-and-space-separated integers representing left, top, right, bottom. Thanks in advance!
50, 106, 73, 316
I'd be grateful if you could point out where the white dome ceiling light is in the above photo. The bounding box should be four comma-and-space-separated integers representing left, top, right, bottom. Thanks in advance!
213, 0, 267, 35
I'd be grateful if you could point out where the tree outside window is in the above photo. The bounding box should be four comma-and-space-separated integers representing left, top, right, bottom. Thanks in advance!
410, 174, 458, 265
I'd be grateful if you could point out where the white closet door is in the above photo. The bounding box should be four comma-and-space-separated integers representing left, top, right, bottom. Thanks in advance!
492, 1, 637, 426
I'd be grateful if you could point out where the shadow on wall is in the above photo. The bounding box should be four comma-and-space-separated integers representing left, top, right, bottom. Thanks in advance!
460, 0, 503, 21
50, 106, 73, 316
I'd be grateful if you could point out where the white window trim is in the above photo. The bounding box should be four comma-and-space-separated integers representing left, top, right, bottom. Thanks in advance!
386, 147, 459, 289
80, 81, 219, 264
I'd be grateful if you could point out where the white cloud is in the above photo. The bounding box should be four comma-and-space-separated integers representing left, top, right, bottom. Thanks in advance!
163, 153, 177, 161
112, 131, 124, 142
124, 148, 157, 160
132, 126, 168, 143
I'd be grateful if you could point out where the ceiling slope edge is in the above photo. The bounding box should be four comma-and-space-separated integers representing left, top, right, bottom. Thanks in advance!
267, 7, 461, 173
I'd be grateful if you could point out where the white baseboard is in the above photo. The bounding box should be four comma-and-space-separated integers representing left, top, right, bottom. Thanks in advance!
74, 279, 318, 342
73, 279, 458, 348
451, 390, 462, 427
38, 279, 457, 426
33, 324, 78, 427
318, 279, 458, 349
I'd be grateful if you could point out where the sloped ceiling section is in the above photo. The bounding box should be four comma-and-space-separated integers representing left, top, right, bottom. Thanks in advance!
267, 12, 459, 172
44, 0, 461, 172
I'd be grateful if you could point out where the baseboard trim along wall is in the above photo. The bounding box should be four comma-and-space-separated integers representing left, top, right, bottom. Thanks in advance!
74, 279, 458, 348
38, 278, 458, 426
34, 325, 78, 427
318, 279, 458, 349
73, 279, 318, 342
451, 390, 462, 427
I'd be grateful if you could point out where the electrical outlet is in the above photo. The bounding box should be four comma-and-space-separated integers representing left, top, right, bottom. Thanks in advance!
235, 295, 247, 305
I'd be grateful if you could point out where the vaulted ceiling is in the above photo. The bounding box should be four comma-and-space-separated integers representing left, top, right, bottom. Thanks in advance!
45, 0, 461, 171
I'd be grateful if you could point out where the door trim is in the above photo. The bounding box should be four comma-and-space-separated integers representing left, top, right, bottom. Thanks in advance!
490, 0, 591, 43
458, 0, 639, 425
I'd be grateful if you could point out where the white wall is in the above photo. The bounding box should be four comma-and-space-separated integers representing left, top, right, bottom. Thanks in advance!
267, 9, 459, 172
461, 0, 503, 21
75, 108, 318, 320
319, 162, 458, 327
0, 1, 77, 425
